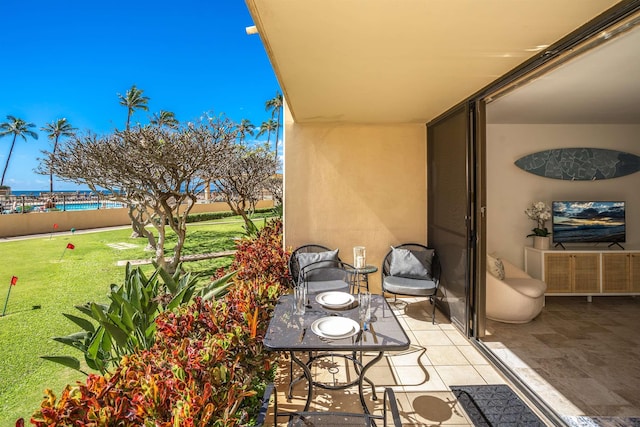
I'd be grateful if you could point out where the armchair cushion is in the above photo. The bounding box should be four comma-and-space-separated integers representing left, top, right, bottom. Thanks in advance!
296, 249, 339, 271
383, 275, 437, 296
487, 254, 505, 280
389, 247, 434, 279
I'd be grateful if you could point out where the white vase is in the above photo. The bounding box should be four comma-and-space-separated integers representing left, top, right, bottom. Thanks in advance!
533, 236, 550, 250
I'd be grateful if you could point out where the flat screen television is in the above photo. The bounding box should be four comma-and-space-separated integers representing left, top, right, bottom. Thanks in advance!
552, 201, 626, 244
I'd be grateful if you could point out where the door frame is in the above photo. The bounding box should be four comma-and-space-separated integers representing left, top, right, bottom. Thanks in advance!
428, 2, 640, 424
428, 0, 640, 341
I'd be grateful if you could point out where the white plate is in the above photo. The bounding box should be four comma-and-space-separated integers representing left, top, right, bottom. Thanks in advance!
311, 317, 360, 339
315, 292, 355, 309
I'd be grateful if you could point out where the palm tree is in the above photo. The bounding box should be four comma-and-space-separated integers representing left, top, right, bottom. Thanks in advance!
265, 92, 283, 158
41, 118, 77, 193
150, 110, 178, 129
0, 115, 39, 186
118, 84, 150, 130
257, 119, 278, 151
236, 119, 255, 143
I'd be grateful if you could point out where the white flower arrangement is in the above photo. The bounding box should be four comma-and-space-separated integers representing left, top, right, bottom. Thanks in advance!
525, 201, 551, 237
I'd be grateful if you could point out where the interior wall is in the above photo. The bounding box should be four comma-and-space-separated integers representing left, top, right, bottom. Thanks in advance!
487, 124, 640, 268
283, 107, 427, 293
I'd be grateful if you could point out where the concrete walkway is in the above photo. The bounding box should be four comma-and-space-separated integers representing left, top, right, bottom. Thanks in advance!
116, 250, 236, 266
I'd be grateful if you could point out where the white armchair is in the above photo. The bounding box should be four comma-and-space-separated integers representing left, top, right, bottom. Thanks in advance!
486, 258, 546, 324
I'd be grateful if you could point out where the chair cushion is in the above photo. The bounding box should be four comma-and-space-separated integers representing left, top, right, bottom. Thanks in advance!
383, 275, 437, 296
296, 249, 339, 271
503, 278, 547, 298
389, 247, 434, 279
487, 254, 505, 280
307, 279, 350, 295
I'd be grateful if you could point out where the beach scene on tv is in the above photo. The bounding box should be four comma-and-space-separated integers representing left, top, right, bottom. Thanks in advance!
552, 201, 626, 243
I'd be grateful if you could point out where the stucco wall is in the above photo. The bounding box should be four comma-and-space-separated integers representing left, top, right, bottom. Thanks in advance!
283, 110, 427, 293
487, 124, 640, 268
0, 200, 274, 238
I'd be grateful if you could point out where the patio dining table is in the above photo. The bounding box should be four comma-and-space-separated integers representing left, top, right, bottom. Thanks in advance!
263, 293, 410, 414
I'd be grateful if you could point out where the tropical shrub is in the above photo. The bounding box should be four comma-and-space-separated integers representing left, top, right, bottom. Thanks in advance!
29, 218, 288, 426
228, 218, 291, 287
42, 262, 233, 374
31, 278, 283, 426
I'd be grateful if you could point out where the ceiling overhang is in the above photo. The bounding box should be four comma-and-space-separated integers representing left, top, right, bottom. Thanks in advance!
245, 0, 622, 124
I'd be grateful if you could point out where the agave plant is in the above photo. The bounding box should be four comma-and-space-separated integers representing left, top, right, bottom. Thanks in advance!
42, 262, 234, 374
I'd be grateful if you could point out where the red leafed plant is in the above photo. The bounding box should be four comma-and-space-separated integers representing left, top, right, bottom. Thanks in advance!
29, 219, 288, 426
228, 218, 292, 287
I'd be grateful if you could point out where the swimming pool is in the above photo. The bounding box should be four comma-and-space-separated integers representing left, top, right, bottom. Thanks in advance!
35, 201, 125, 211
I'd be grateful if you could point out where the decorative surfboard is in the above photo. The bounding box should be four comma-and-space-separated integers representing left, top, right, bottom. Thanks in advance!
514, 148, 640, 180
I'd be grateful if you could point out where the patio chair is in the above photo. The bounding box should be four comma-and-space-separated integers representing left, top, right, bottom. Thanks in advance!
299, 259, 354, 295
381, 243, 441, 324
289, 244, 340, 285
287, 245, 354, 395
290, 244, 352, 293
256, 383, 403, 426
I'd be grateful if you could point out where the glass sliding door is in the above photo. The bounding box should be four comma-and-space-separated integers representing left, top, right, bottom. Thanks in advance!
427, 102, 483, 337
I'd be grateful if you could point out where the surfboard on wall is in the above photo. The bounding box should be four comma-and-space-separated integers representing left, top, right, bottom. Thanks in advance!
514, 148, 640, 180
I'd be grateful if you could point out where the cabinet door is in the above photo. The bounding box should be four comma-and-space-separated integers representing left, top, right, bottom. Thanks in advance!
632, 253, 640, 293
572, 253, 600, 293
545, 253, 572, 293
603, 253, 630, 293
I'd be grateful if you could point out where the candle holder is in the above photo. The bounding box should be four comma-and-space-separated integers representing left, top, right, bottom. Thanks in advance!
353, 246, 366, 269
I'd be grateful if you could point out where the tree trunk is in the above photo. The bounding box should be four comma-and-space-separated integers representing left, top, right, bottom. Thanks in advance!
154, 217, 169, 272
274, 108, 281, 161
1, 135, 18, 186
50, 137, 59, 194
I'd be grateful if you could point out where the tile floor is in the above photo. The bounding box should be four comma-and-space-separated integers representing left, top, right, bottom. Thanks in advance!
482, 295, 640, 420
265, 297, 549, 426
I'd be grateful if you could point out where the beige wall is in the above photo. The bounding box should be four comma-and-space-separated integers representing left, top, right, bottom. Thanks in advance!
487, 124, 640, 268
0, 200, 274, 238
283, 106, 428, 292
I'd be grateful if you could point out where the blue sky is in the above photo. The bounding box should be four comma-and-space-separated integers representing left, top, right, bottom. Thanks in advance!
0, 1, 280, 191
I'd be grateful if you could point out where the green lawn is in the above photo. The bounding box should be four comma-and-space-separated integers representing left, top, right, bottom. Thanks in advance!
0, 217, 258, 425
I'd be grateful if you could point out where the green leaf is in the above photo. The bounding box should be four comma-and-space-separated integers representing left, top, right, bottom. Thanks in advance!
107, 311, 130, 333
90, 303, 109, 323
166, 285, 191, 311
74, 303, 95, 318
120, 302, 135, 331
157, 263, 179, 294
201, 282, 232, 302
85, 353, 104, 373
145, 322, 156, 338
101, 321, 129, 348
52, 332, 90, 348
199, 271, 236, 301
87, 327, 105, 360
40, 356, 85, 374
62, 313, 95, 333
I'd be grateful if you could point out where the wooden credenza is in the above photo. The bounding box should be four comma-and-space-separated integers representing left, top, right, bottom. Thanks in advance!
524, 247, 640, 295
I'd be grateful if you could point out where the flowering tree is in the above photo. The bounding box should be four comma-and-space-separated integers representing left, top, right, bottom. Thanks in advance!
525, 201, 551, 237
213, 141, 277, 229
38, 119, 235, 273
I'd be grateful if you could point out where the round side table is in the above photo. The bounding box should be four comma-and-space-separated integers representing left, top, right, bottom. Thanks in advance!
346, 265, 378, 292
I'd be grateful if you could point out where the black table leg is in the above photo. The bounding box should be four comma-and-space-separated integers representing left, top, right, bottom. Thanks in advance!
290, 350, 314, 411
359, 351, 384, 414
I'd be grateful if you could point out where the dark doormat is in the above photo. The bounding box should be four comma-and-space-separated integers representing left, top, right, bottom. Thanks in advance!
451, 384, 544, 426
